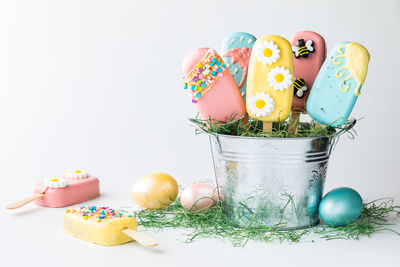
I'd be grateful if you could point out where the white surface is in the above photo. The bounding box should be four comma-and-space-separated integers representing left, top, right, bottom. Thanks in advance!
1, 0, 399, 266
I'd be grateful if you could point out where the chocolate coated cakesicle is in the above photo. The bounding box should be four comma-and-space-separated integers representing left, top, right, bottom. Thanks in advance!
6, 170, 99, 209
246, 35, 294, 123
307, 41, 370, 126
63, 206, 158, 247
182, 48, 246, 122
291, 31, 326, 111
220, 32, 257, 102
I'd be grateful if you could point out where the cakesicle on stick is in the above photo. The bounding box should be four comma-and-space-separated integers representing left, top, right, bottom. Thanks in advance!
246, 35, 294, 131
63, 206, 158, 247
182, 48, 246, 123
6, 170, 99, 209
289, 31, 326, 133
306, 42, 370, 126
220, 32, 257, 103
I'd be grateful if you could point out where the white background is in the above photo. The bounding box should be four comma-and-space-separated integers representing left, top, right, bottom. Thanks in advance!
1, 0, 399, 266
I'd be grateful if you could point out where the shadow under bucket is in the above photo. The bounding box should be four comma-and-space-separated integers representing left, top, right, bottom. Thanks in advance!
189, 119, 356, 230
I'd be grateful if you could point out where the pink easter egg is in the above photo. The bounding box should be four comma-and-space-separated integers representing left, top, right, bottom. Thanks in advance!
180, 183, 219, 211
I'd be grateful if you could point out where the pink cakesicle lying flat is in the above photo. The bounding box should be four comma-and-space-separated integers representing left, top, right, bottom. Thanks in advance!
182, 48, 246, 122
291, 31, 326, 111
6, 170, 100, 209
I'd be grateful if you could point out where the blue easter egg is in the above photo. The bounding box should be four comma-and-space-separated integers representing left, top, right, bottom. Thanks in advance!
318, 187, 363, 226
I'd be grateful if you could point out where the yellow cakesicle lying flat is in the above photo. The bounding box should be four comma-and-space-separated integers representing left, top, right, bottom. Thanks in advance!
246, 35, 294, 122
63, 206, 158, 247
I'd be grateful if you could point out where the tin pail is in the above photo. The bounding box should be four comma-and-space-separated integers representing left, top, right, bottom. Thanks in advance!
189, 119, 356, 230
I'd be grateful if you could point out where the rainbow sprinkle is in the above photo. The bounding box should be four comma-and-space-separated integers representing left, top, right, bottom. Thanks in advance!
183, 49, 227, 103
66, 206, 133, 222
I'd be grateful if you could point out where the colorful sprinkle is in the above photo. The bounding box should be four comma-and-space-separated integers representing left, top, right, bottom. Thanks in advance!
183, 49, 227, 102
66, 206, 132, 221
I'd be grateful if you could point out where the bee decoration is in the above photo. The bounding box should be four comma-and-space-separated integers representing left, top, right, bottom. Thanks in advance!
292, 39, 314, 58
294, 78, 308, 98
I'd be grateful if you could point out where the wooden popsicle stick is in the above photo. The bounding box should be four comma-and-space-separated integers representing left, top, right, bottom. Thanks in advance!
288, 111, 301, 134
239, 114, 249, 132
241, 114, 249, 126
263, 121, 273, 132
6, 193, 44, 209
121, 228, 159, 247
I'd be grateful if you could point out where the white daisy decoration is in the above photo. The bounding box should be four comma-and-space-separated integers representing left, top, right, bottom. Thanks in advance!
248, 92, 275, 117
65, 169, 89, 179
44, 178, 68, 188
255, 40, 280, 65
267, 66, 293, 91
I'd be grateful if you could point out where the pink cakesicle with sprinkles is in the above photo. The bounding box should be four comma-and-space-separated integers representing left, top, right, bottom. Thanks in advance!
182, 48, 246, 122
6, 170, 100, 209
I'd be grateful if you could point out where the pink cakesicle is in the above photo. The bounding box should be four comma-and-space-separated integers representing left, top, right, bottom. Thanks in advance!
291, 31, 326, 111
6, 170, 100, 209
182, 48, 246, 122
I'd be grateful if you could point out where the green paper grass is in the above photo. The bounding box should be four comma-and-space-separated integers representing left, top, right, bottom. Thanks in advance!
130, 198, 400, 247
189, 114, 356, 138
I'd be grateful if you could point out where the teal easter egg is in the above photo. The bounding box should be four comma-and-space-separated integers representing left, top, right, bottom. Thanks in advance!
318, 187, 363, 226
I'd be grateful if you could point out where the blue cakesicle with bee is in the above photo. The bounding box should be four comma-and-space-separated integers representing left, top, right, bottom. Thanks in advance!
220, 32, 257, 102
306, 41, 370, 126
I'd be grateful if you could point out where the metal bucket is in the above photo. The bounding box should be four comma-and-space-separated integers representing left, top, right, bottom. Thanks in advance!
189, 119, 356, 230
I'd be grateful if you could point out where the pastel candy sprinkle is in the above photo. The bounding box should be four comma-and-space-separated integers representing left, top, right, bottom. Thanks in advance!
183, 50, 226, 103
66, 206, 130, 222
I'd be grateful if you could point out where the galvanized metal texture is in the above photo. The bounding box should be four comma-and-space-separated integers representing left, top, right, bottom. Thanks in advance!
189, 118, 356, 230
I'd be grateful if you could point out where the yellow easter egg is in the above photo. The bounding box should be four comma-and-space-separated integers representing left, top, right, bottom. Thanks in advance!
131, 173, 178, 209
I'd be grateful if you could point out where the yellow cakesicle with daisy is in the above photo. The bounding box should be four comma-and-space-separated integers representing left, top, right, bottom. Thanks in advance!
246, 35, 294, 130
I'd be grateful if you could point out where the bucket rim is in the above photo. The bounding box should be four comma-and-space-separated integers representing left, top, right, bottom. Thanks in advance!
208, 132, 334, 141
188, 118, 356, 141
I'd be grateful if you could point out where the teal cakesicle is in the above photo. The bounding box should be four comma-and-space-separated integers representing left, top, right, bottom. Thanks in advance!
220, 32, 256, 102
306, 41, 370, 126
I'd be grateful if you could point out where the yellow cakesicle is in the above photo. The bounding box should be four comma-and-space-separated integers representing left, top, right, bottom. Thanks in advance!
63, 206, 137, 246
246, 35, 294, 122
